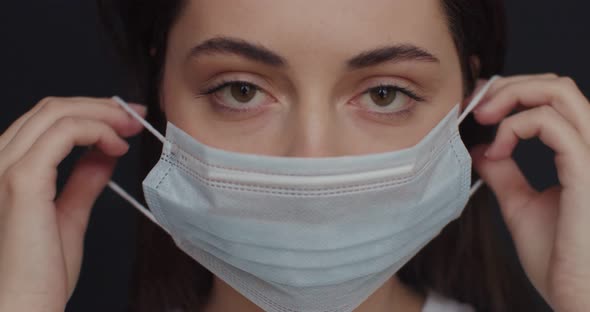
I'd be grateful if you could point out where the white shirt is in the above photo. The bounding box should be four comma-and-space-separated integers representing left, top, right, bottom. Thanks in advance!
422, 291, 475, 312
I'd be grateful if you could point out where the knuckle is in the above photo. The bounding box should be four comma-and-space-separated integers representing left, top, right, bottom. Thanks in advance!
38, 96, 58, 107
41, 97, 67, 114
1, 165, 28, 194
543, 73, 559, 79
536, 105, 557, 120
73, 96, 114, 106
93, 122, 111, 136
499, 116, 516, 132
73, 96, 114, 108
69, 96, 92, 102
501, 83, 519, 97
103, 98, 120, 108
558, 76, 578, 89
533, 105, 558, 123
52, 116, 80, 133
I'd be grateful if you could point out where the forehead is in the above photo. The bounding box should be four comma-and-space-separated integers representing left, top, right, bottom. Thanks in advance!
170, 0, 455, 61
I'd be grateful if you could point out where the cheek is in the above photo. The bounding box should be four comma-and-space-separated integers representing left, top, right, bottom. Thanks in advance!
160, 64, 208, 141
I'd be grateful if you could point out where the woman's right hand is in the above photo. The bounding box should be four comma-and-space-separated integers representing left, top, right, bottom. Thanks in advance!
0, 97, 146, 311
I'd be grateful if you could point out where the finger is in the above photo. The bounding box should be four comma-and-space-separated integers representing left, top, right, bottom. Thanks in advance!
463, 74, 557, 108
0, 97, 145, 171
475, 78, 590, 143
465, 74, 558, 105
484, 73, 559, 98
486, 106, 589, 186
55, 148, 118, 291
16, 117, 129, 199
471, 74, 557, 114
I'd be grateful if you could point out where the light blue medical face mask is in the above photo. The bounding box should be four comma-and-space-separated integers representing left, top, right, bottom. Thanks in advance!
108, 77, 498, 312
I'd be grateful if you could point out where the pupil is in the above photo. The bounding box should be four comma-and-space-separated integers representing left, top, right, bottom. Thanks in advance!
231, 83, 257, 102
240, 85, 250, 95
371, 87, 397, 107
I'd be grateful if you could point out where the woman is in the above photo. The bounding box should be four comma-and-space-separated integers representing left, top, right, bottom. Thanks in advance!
0, 0, 588, 311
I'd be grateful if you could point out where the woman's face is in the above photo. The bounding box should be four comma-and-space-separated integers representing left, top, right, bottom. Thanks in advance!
161, 0, 464, 157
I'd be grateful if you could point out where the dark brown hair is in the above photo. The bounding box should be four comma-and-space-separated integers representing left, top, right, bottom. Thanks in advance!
96, 1, 535, 311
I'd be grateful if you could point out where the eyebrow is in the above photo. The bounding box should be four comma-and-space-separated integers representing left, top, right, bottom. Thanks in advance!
186, 37, 439, 69
346, 44, 440, 69
187, 37, 286, 67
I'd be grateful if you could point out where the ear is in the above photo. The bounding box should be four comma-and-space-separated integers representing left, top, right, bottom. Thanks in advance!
470, 55, 481, 79
159, 89, 166, 113
461, 55, 483, 112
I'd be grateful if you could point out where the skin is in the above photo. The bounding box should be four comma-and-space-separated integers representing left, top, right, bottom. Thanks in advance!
0, 1, 588, 312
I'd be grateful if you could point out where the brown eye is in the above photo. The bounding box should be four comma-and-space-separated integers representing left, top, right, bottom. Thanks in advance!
230, 83, 258, 103
369, 86, 398, 107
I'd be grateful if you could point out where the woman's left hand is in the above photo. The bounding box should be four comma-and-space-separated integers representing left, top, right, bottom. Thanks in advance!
470, 74, 590, 312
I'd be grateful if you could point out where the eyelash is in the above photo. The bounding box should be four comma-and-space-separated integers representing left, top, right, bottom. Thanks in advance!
366, 85, 425, 102
197, 79, 273, 114
200, 80, 257, 96
197, 80, 426, 115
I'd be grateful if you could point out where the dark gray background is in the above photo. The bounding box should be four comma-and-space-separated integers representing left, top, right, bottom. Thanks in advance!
1, 1, 588, 311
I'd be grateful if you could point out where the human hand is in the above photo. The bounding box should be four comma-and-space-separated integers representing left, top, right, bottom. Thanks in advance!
0, 97, 145, 311
470, 74, 590, 311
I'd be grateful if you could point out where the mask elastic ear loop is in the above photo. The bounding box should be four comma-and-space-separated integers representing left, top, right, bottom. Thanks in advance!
112, 96, 166, 144
458, 75, 501, 197
469, 179, 484, 198
458, 75, 500, 124
105, 96, 170, 234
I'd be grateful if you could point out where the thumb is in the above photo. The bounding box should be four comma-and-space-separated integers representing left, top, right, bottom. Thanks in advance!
470, 144, 536, 228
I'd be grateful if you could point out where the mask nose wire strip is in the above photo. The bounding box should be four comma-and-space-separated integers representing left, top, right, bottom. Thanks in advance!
102, 96, 169, 234
457, 75, 500, 196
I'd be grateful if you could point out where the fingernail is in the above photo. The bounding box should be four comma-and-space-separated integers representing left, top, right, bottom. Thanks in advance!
484, 145, 495, 159
129, 103, 148, 115
117, 145, 130, 157
121, 142, 130, 154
